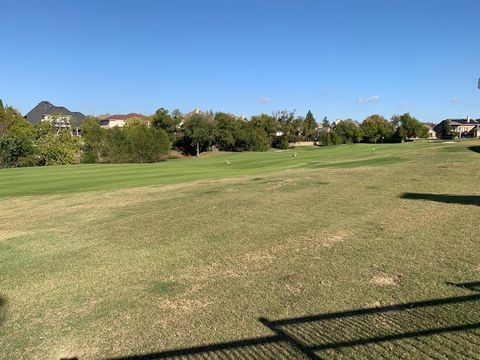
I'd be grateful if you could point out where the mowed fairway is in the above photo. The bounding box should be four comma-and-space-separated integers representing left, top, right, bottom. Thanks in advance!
1, 141, 479, 359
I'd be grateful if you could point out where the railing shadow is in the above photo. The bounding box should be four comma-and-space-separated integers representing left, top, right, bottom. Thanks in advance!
0, 296, 6, 326
401, 192, 480, 206
468, 145, 480, 154
107, 290, 480, 360
447, 281, 480, 292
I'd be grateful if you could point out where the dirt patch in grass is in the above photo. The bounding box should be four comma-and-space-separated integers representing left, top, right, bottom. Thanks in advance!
325, 230, 352, 247
370, 274, 400, 286
281, 273, 306, 295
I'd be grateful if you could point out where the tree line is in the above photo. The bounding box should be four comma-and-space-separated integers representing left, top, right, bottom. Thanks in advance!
318, 113, 430, 145
0, 99, 430, 168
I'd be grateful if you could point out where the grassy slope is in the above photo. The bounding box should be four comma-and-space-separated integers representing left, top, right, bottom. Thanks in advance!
0, 141, 479, 359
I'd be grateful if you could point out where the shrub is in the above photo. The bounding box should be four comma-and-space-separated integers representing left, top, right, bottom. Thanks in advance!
272, 135, 289, 149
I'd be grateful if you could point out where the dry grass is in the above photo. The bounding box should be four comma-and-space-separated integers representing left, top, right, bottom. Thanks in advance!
0, 141, 479, 359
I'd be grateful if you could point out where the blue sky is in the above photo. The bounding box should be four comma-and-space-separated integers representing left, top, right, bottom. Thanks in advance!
1, 0, 479, 122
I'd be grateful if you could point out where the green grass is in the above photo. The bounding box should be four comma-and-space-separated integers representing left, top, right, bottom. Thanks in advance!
0, 140, 479, 359
0, 143, 415, 197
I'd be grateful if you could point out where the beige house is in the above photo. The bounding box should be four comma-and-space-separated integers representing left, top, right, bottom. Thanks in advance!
100, 113, 147, 128
472, 125, 480, 138
434, 117, 480, 138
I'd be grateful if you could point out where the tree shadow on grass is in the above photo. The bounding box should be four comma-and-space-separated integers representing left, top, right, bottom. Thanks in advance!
106, 291, 480, 360
468, 146, 480, 154
401, 193, 480, 206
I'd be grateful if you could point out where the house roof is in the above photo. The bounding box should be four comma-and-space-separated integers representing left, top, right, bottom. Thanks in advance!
25, 101, 86, 128
445, 119, 480, 126
185, 109, 207, 117
105, 113, 146, 120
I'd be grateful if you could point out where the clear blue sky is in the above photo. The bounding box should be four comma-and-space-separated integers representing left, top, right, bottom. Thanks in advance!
1, 0, 479, 123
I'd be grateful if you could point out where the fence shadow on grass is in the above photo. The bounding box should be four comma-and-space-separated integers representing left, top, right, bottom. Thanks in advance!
468, 145, 480, 154
107, 292, 480, 360
447, 281, 480, 293
0, 296, 7, 326
401, 192, 480, 206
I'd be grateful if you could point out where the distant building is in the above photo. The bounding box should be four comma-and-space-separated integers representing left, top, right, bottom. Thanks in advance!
184, 108, 245, 121
427, 126, 437, 139
25, 101, 86, 134
331, 119, 360, 128
185, 108, 204, 117
434, 117, 480, 138
99, 113, 147, 128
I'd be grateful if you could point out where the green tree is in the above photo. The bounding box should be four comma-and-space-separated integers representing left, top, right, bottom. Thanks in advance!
304, 110, 317, 140
321, 116, 330, 129
273, 110, 296, 126
250, 114, 277, 135
318, 131, 342, 146
99, 123, 170, 164
214, 112, 239, 151
334, 120, 362, 143
0, 137, 25, 167
290, 116, 305, 143
250, 114, 277, 148
235, 122, 269, 151
103, 127, 132, 163
150, 108, 179, 139
172, 109, 183, 129
34, 119, 80, 165
440, 120, 453, 138
81, 116, 105, 163
391, 113, 429, 141
273, 110, 301, 143
0, 105, 35, 167
361, 114, 393, 143
126, 124, 170, 163
272, 135, 289, 149
182, 112, 215, 156
0, 105, 26, 136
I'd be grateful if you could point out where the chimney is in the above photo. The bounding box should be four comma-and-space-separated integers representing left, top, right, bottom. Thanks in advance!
467, 115, 471, 123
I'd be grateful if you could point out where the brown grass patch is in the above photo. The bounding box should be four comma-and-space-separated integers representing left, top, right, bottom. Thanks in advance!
0, 231, 32, 242
324, 230, 351, 247
293, 229, 352, 249
156, 299, 213, 312
370, 274, 400, 286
